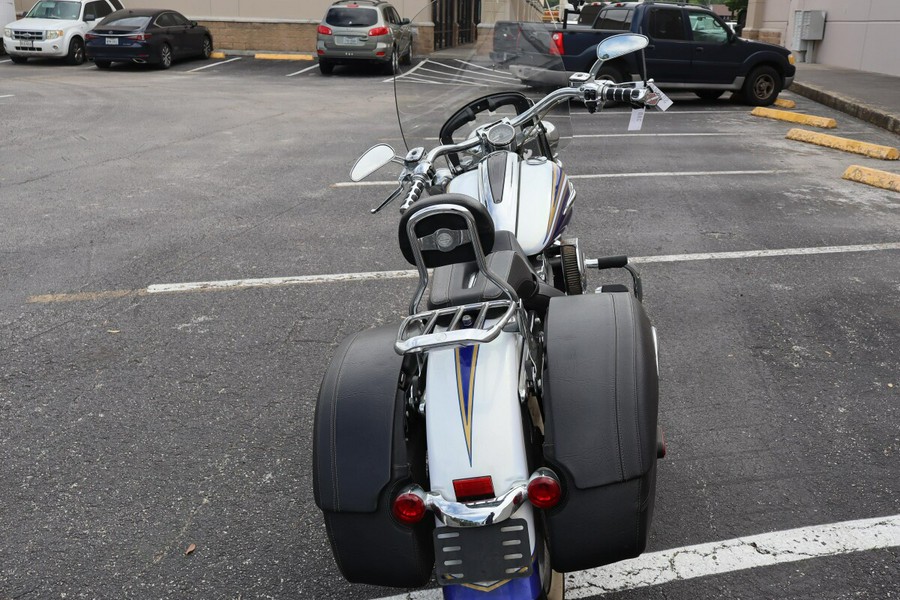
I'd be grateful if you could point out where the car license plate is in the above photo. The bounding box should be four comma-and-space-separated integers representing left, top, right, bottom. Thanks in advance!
106, 37, 119, 45
336, 36, 363, 46
20, 40, 33, 48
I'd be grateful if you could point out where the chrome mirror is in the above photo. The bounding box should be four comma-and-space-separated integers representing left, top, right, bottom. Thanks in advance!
350, 144, 396, 182
596, 33, 649, 61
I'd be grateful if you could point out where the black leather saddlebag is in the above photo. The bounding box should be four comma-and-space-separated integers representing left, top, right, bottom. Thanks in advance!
312, 325, 433, 588
542, 292, 660, 573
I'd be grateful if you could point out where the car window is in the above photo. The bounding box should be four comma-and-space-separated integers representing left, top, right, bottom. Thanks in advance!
325, 7, 379, 27
85, 1, 111, 20
688, 11, 729, 43
26, 1, 81, 20
155, 13, 177, 27
594, 8, 633, 30
648, 8, 686, 41
170, 12, 191, 26
101, 14, 151, 29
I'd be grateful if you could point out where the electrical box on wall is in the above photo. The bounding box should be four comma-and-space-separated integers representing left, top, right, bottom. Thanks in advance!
799, 10, 826, 41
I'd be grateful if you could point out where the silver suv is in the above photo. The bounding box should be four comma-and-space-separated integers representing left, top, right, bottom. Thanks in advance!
316, 0, 412, 75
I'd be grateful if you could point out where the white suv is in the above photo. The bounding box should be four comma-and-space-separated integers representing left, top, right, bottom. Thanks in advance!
2, 0, 123, 65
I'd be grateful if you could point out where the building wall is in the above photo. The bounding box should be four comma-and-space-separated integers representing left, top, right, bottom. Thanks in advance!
744, 0, 900, 76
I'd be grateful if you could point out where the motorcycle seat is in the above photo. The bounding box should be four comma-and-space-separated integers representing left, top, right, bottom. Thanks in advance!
428, 230, 563, 311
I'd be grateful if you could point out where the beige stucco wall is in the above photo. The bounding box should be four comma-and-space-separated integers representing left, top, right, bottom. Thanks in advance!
745, 0, 900, 76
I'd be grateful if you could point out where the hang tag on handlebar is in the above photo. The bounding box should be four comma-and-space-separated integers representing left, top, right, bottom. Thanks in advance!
628, 107, 646, 131
648, 82, 673, 112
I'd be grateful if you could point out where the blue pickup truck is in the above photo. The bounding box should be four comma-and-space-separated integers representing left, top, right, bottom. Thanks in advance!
495, 1, 796, 105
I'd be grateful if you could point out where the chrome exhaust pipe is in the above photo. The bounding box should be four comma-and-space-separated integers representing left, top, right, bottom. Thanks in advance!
132, 58, 146, 64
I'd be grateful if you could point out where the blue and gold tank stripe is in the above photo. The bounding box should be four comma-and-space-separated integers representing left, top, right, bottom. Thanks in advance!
455, 345, 479, 466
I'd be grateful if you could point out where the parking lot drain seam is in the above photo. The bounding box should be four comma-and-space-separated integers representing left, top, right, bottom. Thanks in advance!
786, 128, 899, 160
842, 165, 900, 192
751, 106, 837, 128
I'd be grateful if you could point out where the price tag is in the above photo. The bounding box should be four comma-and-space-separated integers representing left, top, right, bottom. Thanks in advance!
649, 82, 673, 111
628, 108, 646, 131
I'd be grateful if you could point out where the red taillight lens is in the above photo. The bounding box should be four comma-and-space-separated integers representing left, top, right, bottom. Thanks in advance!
368, 26, 390, 37
85, 33, 97, 40
453, 476, 495, 502
317, 24, 333, 35
528, 475, 562, 509
392, 492, 426, 525
550, 32, 564, 56
128, 33, 151, 41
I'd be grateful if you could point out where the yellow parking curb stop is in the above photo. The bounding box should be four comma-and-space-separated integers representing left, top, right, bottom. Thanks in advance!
773, 98, 797, 109
209, 51, 226, 59
751, 106, 837, 128
786, 129, 900, 160
255, 53, 314, 61
842, 165, 900, 192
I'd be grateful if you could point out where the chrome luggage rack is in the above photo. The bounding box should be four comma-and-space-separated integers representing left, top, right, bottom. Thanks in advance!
395, 300, 520, 355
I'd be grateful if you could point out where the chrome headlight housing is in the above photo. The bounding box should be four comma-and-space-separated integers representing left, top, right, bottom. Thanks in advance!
46, 30, 64, 40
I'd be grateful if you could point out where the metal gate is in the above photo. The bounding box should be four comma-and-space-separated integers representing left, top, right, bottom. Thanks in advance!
433, 0, 481, 50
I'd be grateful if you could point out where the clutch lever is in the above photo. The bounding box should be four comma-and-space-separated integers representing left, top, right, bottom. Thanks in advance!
370, 184, 406, 214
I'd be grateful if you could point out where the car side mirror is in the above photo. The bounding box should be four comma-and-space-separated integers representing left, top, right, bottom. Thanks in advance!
191, 20, 198, 27
400, 18, 410, 25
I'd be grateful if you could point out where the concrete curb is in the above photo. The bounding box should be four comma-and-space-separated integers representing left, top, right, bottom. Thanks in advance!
842, 165, 900, 192
786, 128, 900, 160
790, 81, 900, 136
210, 50, 315, 61
751, 107, 837, 128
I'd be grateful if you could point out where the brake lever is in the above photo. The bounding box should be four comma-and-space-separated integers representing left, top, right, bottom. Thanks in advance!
370, 185, 406, 214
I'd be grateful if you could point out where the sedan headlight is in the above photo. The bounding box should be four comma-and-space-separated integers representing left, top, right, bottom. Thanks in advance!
46, 30, 64, 40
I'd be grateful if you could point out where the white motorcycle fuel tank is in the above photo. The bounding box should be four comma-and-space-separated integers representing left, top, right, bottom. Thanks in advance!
447, 151, 576, 256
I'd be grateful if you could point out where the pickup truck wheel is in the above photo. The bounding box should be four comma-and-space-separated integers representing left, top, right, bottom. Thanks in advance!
695, 90, 724, 100
9, 55, 28, 64
742, 66, 781, 106
65, 38, 85, 66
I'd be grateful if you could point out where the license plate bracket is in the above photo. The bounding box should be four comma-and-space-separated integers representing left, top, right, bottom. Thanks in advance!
336, 36, 363, 46
434, 518, 532, 585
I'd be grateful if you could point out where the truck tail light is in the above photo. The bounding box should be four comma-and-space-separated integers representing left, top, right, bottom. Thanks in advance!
550, 32, 564, 56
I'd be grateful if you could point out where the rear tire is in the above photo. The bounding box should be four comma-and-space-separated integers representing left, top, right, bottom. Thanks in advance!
9, 55, 28, 64
318, 59, 333, 75
158, 43, 173, 69
65, 37, 85, 66
400, 43, 412, 65
94, 59, 111, 69
742, 65, 781, 106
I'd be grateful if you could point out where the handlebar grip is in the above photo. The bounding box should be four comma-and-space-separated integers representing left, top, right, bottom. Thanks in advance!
600, 87, 645, 104
399, 177, 427, 213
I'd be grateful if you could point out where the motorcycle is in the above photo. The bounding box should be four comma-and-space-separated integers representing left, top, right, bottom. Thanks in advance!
313, 3, 665, 598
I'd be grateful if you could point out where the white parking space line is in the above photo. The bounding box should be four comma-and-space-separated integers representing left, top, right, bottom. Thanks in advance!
28, 242, 897, 303
0, 59, 11, 64
333, 169, 787, 188
186, 57, 242, 72
371, 514, 900, 600
578, 110, 749, 116
574, 132, 731, 138
383, 58, 428, 83
286, 64, 319, 77
0, 94, 14, 99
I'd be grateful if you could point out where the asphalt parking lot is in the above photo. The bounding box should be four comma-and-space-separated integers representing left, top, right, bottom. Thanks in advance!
0, 54, 898, 600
